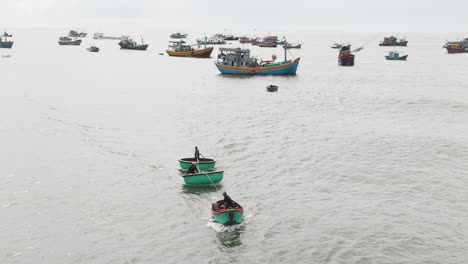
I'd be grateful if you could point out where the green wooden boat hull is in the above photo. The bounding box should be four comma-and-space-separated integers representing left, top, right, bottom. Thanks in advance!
213, 210, 244, 225
385, 55, 408, 60
182, 171, 223, 185
178, 157, 216, 170
211, 201, 244, 225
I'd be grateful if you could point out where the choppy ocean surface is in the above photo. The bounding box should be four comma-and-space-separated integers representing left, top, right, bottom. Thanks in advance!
1, 29, 468, 264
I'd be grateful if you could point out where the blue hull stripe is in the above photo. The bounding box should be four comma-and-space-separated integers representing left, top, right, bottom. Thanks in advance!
215, 59, 300, 75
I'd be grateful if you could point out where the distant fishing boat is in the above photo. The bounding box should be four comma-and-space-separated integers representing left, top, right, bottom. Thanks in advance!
93, 32, 122, 40
182, 171, 224, 185
379, 36, 408, 46
239, 37, 250, 44
178, 157, 216, 170
166, 40, 213, 58
118, 36, 148, 50
215, 47, 300, 75
331, 43, 343, 49
68, 30, 87, 38
58, 37, 82, 45
0, 32, 13, 48
443, 37, 468, 53
259, 36, 278, 47
338, 44, 355, 66
170, 32, 187, 39
284, 43, 302, 49
87, 46, 100, 52
224, 35, 239, 41
211, 200, 243, 225
266, 85, 278, 92
259, 41, 277, 47
385, 51, 407, 60
197, 35, 226, 45
277, 37, 287, 45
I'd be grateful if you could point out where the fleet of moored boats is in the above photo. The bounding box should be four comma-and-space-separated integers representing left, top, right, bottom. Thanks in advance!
2, 30, 468, 75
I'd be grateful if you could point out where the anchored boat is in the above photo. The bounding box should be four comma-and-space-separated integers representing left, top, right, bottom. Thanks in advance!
211, 200, 243, 225
379, 36, 408, 46
93, 32, 122, 40
182, 171, 224, 185
119, 36, 148, 50
443, 38, 468, 53
197, 35, 226, 45
215, 47, 300, 75
58, 37, 82, 45
87, 46, 100, 52
166, 40, 213, 58
338, 44, 355, 66
266, 85, 278, 92
331, 43, 343, 49
69, 30, 87, 38
385, 51, 407, 60
0, 32, 13, 48
170, 32, 188, 39
178, 157, 216, 170
284, 43, 301, 49
259, 36, 278, 48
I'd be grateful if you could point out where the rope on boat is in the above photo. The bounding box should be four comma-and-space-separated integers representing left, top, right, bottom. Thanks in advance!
353, 33, 381, 53
195, 157, 221, 192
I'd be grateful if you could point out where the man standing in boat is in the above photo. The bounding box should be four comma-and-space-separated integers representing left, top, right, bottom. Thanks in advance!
194, 146, 201, 161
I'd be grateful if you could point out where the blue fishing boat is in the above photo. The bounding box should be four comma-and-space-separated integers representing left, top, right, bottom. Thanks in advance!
0, 32, 13, 48
215, 47, 300, 75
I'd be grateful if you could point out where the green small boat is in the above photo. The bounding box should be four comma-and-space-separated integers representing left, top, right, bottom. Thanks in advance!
211, 200, 244, 225
385, 51, 408, 60
182, 171, 224, 185
178, 157, 216, 170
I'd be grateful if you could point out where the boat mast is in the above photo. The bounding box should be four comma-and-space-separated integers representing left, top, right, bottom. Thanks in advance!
284, 46, 287, 62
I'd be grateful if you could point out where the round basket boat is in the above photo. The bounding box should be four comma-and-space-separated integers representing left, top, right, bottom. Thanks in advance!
178, 157, 216, 170
182, 171, 224, 185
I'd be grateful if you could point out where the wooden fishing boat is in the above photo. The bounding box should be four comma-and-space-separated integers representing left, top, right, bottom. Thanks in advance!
0, 32, 13, 48
69, 30, 87, 38
266, 85, 278, 92
259, 41, 277, 47
379, 36, 408, 46
259, 36, 278, 47
58, 37, 82, 45
215, 47, 300, 75
284, 43, 301, 49
182, 171, 224, 185
170, 32, 187, 39
87, 46, 99, 52
331, 43, 343, 49
443, 38, 468, 53
211, 200, 243, 225
385, 51, 407, 60
93, 32, 122, 40
178, 157, 216, 170
119, 36, 148, 50
166, 40, 213, 58
197, 36, 226, 45
338, 44, 355, 66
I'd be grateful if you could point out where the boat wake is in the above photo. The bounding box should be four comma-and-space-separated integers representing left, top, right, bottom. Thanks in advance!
205, 213, 253, 232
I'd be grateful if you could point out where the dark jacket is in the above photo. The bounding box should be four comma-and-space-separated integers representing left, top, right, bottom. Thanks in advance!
187, 164, 199, 174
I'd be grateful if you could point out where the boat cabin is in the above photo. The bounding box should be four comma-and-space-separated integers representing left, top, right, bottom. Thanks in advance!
217, 48, 259, 67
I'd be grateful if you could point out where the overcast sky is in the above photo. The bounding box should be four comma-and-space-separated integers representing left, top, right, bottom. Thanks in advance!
1, 0, 467, 32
